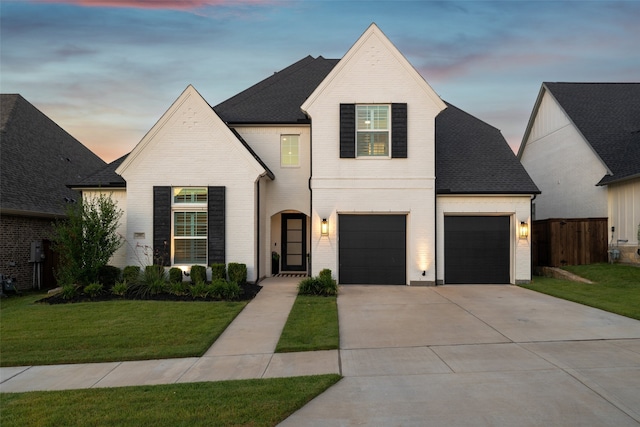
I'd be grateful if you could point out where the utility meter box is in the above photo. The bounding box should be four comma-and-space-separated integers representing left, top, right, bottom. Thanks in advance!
30, 240, 44, 263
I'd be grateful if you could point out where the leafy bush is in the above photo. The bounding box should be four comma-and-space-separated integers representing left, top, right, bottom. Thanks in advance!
98, 265, 121, 288
168, 281, 188, 296
298, 269, 338, 296
51, 194, 123, 286
189, 281, 209, 299
123, 266, 141, 284
84, 282, 104, 298
190, 265, 207, 284
207, 279, 242, 301
168, 267, 183, 284
61, 284, 78, 300
210, 263, 226, 280
112, 281, 128, 297
228, 263, 247, 285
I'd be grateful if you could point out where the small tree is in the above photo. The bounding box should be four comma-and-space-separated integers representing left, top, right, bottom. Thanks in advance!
52, 194, 123, 286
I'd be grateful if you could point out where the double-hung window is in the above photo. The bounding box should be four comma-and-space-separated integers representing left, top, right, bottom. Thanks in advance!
281, 135, 299, 167
172, 187, 207, 264
356, 105, 390, 157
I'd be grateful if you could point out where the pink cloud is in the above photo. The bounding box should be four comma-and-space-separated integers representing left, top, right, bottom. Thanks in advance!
36, 0, 270, 10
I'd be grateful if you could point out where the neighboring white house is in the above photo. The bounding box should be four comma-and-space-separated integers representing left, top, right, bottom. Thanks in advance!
519, 82, 640, 265
74, 24, 539, 285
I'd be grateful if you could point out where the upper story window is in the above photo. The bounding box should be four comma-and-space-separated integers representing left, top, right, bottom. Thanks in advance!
281, 135, 299, 167
356, 105, 390, 157
172, 187, 207, 264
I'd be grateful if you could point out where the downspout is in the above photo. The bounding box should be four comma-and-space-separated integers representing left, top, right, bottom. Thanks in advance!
308, 120, 313, 278
256, 179, 260, 284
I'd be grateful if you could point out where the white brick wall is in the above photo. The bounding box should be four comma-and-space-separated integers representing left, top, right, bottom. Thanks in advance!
608, 178, 640, 248
117, 86, 268, 282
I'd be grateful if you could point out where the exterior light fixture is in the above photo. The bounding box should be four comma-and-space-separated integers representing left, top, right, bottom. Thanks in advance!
519, 221, 529, 239
321, 218, 329, 236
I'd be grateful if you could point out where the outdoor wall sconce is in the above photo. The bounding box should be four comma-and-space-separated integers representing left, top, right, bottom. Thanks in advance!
321, 218, 329, 236
519, 221, 529, 239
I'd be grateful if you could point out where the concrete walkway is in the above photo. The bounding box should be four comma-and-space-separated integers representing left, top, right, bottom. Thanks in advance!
0, 277, 339, 392
2, 280, 640, 426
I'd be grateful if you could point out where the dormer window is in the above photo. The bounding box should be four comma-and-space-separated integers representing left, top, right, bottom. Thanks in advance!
356, 105, 389, 157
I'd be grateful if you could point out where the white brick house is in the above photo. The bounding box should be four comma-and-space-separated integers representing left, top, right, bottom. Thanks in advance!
75, 24, 539, 285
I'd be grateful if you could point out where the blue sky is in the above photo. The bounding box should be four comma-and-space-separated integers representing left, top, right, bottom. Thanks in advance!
2, 0, 638, 162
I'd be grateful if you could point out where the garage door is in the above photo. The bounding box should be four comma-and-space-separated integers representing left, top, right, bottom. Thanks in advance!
444, 216, 510, 284
339, 215, 406, 284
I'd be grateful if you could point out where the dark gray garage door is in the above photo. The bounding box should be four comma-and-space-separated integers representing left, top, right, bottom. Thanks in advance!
444, 216, 510, 284
339, 215, 406, 284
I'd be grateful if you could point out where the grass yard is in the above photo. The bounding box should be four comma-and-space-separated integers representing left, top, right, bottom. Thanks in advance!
520, 263, 640, 320
0, 374, 341, 427
275, 295, 339, 353
0, 293, 247, 366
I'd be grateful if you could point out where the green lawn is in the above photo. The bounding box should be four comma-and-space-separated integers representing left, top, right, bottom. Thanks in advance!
520, 263, 640, 320
0, 293, 247, 366
275, 295, 339, 353
0, 375, 341, 427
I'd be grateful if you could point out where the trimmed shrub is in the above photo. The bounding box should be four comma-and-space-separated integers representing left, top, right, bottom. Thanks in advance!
123, 266, 141, 284
228, 263, 247, 285
84, 282, 104, 298
190, 265, 207, 284
210, 263, 226, 280
168, 267, 183, 284
298, 269, 337, 296
98, 265, 121, 288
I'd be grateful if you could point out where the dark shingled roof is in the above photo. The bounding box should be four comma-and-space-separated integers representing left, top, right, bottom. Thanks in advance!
436, 102, 539, 194
214, 56, 340, 124
69, 154, 127, 189
1, 94, 106, 217
544, 82, 640, 185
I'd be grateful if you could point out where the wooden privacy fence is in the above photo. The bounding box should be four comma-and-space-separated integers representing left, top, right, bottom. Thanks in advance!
532, 218, 608, 267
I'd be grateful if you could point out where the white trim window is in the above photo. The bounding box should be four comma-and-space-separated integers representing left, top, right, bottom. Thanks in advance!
172, 187, 207, 264
281, 134, 300, 167
356, 105, 390, 157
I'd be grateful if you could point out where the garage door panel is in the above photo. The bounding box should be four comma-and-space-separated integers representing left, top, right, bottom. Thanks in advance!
339, 215, 406, 285
445, 216, 510, 284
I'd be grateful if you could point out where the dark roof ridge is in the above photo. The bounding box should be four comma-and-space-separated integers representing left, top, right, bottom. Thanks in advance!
214, 55, 319, 112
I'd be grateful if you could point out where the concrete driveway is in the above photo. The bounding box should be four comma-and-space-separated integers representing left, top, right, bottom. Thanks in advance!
280, 285, 640, 426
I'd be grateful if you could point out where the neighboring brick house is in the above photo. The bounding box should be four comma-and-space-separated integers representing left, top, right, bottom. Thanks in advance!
75, 24, 539, 285
0, 94, 106, 289
519, 83, 640, 265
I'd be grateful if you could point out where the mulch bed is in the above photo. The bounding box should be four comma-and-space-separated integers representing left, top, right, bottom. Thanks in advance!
39, 282, 262, 304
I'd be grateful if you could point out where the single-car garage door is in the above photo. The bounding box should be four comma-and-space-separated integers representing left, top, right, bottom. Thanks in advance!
444, 216, 510, 284
339, 214, 406, 284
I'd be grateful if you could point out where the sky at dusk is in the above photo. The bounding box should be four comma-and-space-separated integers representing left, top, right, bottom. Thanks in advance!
1, 0, 639, 162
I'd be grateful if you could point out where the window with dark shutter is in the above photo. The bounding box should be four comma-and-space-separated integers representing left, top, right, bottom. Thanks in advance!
339, 104, 356, 158
153, 186, 171, 266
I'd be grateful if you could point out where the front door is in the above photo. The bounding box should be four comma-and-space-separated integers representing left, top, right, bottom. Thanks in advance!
281, 214, 306, 271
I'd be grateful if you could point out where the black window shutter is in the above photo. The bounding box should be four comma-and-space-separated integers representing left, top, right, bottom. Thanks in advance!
208, 186, 225, 265
391, 103, 407, 158
153, 186, 171, 266
340, 104, 356, 158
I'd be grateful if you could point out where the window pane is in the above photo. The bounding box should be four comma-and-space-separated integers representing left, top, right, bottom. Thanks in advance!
357, 105, 388, 130
357, 132, 389, 156
281, 135, 299, 167
174, 239, 207, 264
174, 212, 207, 237
173, 187, 207, 203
